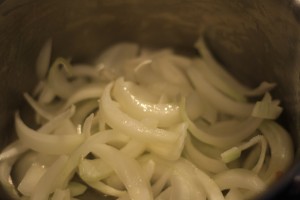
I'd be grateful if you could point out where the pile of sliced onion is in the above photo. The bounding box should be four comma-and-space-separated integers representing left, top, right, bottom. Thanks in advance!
0, 38, 294, 200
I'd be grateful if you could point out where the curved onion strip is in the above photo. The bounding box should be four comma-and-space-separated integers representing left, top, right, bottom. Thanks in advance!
213, 169, 266, 193
112, 78, 181, 127
181, 98, 262, 148
259, 121, 294, 183
0, 157, 20, 199
37, 83, 55, 104
95, 43, 139, 70
38, 105, 75, 133
15, 112, 84, 155
169, 172, 193, 200
105, 174, 125, 190
0, 140, 27, 162
91, 144, 153, 200
51, 188, 71, 200
72, 64, 102, 79
221, 135, 266, 164
82, 113, 94, 138
187, 67, 254, 117
252, 136, 267, 174
31, 155, 68, 200
192, 59, 246, 102
184, 135, 228, 173
72, 100, 98, 125
59, 83, 105, 111
36, 38, 52, 80
24, 93, 54, 120
176, 159, 224, 200
194, 37, 276, 96
17, 163, 47, 196
47, 57, 76, 99
100, 83, 179, 144
2, 106, 75, 160
79, 140, 146, 182
155, 187, 172, 200
55, 131, 129, 188
152, 170, 172, 197
225, 189, 244, 200
147, 123, 187, 161
86, 181, 126, 197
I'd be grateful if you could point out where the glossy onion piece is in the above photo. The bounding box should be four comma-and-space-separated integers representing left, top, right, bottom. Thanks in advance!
175, 159, 224, 200
181, 98, 263, 148
47, 57, 77, 99
91, 144, 153, 200
259, 120, 294, 183
187, 66, 254, 117
36, 38, 52, 80
15, 112, 84, 155
213, 169, 266, 193
31, 155, 69, 200
112, 77, 181, 127
194, 37, 276, 97
100, 83, 179, 144
184, 135, 228, 173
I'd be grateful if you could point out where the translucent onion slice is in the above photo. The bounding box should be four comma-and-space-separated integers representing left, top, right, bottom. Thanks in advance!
0, 157, 20, 199
181, 98, 262, 148
17, 163, 46, 196
184, 135, 228, 173
112, 78, 181, 127
176, 159, 224, 200
79, 140, 146, 182
0, 140, 27, 162
51, 188, 71, 200
187, 66, 254, 117
100, 83, 179, 144
225, 189, 244, 200
259, 120, 294, 183
15, 112, 84, 155
24, 93, 54, 120
55, 130, 129, 188
169, 172, 194, 200
95, 43, 139, 70
194, 37, 276, 97
91, 144, 153, 200
192, 58, 246, 102
86, 180, 126, 197
37, 83, 55, 104
31, 155, 69, 200
147, 123, 187, 161
59, 83, 105, 111
68, 182, 87, 197
151, 170, 172, 197
252, 93, 283, 119
213, 169, 266, 193
155, 187, 172, 200
36, 38, 52, 80
47, 57, 77, 99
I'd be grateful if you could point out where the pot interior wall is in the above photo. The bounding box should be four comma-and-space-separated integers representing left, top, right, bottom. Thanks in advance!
0, 0, 299, 199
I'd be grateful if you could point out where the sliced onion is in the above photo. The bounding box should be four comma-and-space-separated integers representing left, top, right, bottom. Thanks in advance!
184, 135, 228, 173
36, 38, 52, 80
91, 144, 153, 200
100, 83, 179, 144
213, 169, 266, 193
31, 155, 69, 200
187, 66, 254, 117
194, 37, 276, 97
15, 112, 84, 155
259, 121, 294, 183
112, 78, 181, 127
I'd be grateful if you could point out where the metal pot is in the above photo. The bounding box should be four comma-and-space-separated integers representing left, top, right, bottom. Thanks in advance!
0, 0, 299, 199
